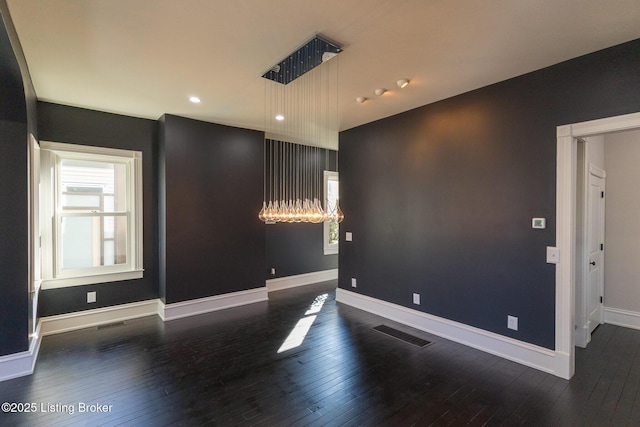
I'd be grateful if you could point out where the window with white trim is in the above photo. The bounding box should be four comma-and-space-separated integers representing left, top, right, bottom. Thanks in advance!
40, 141, 143, 289
323, 171, 339, 255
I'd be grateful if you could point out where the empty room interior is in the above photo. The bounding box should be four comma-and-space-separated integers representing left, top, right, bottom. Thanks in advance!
2, 1, 640, 425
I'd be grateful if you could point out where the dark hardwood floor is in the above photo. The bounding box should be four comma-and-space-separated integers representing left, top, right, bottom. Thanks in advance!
1, 280, 639, 426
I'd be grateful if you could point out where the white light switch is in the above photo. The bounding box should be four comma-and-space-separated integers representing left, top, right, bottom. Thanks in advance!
87, 291, 96, 303
546, 246, 560, 264
413, 293, 420, 305
351, 278, 357, 288
346, 232, 353, 242
508, 315, 518, 331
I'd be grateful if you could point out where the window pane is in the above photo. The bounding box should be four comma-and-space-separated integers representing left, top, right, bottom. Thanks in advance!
61, 215, 127, 270
104, 216, 115, 239
329, 219, 339, 245
327, 180, 339, 211
327, 179, 339, 245
104, 195, 115, 212
60, 159, 127, 212
103, 240, 115, 266
61, 216, 94, 269
62, 194, 101, 208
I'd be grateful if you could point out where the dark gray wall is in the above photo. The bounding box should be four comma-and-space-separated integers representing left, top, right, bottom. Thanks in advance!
0, 2, 35, 356
266, 223, 337, 278
264, 142, 338, 278
158, 115, 167, 304
0, 120, 28, 356
36, 102, 158, 316
160, 114, 265, 303
33, 103, 337, 314
339, 39, 640, 350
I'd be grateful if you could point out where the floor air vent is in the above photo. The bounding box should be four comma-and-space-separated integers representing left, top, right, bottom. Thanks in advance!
373, 325, 431, 348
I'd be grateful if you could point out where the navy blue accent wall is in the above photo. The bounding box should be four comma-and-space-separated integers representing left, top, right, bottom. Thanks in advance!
158, 115, 167, 304
264, 143, 338, 278
339, 39, 640, 350
0, 120, 29, 356
266, 223, 337, 278
36, 102, 158, 316
0, 2, 35, 356
160, 115, 264, 303
0, 13, 24, 122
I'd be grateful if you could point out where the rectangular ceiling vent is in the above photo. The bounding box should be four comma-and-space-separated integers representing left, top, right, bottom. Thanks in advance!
262, 34, 342, 85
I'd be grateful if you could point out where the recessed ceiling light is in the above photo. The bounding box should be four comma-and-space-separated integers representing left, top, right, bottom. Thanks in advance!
396, 79, 409, 89
275, 114, 285, 121
189, 96, 201, 103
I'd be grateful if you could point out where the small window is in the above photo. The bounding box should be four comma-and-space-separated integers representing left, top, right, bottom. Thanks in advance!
323, 171, 339, 255
40, 142, 143, 289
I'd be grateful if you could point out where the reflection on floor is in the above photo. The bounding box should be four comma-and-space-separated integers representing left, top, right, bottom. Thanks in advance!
1, 280, 639, 425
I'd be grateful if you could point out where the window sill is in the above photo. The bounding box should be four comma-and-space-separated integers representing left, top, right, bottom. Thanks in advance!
41, 269, 144, 290
323, 246, 339, 256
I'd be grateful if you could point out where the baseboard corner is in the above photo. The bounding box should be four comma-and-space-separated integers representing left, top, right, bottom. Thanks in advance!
161, 287, 268, 321
266, 269, 338, 293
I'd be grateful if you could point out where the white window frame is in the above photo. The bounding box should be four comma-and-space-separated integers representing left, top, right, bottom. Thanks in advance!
28, 134, 41, 337
39, 141, 143, 289
323, 170, 339, 255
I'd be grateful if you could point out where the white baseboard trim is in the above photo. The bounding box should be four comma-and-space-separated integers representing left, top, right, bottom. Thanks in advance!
2, 288, 271, 382
336, 289, 564, 378
40, 299, 160, 336
574, 323, 590, 348
160, 287, 268, 321
0, 322, 42, 382
266, 269, 338, 293
604, 307, 640, 330
553, 350, 572, 380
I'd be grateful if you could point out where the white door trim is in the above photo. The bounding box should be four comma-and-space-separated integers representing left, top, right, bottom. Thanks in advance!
589, 164, 606, 179
556, 111, 640, 379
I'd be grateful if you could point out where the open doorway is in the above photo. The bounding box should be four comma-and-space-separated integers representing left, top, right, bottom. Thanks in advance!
556, 112, 640, 379
575, 137, 606, 348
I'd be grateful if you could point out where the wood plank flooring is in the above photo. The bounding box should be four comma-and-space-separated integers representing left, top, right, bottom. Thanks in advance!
1, 280, 640, 426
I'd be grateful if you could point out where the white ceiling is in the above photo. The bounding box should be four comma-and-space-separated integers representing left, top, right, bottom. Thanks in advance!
7, 0, 640, 149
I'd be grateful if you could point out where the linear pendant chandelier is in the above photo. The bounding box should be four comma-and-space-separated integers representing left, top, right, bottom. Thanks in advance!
258, 35, 343, 224
259, 139, 344, 223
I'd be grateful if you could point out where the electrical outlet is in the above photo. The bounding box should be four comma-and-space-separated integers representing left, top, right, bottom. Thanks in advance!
346, 232, 353, 241
87, 291, 96, 304
351, 278, 357, 288
413, 293, 420, 305
507, 315, 518, 331
271, 268, 276, 275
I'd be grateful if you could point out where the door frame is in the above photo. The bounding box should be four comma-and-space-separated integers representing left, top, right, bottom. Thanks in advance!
556, 111, 640, 379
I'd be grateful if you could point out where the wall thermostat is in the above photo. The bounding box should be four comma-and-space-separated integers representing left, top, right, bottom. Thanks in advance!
532, 218, 546, 229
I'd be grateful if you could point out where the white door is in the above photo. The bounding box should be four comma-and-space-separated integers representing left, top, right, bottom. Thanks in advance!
586, 168, 605, 335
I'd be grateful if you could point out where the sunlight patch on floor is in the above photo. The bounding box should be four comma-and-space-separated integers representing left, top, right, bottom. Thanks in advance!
277, 293, 328, 353
305, 293, 328, 315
